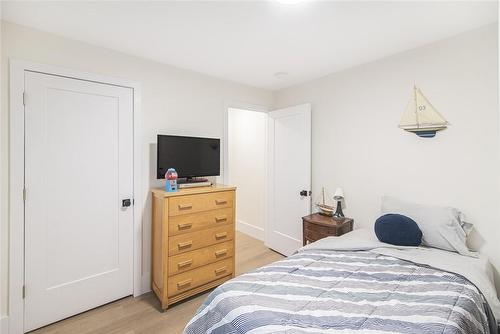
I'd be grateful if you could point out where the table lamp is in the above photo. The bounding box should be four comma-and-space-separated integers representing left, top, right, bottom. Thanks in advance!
333, 187, 345, 218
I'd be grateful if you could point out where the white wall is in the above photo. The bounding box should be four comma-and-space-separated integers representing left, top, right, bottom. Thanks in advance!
1, 18, 499, 325
0, 21, 273, 319
228, 108, 267, 240
275, 24, 500, 292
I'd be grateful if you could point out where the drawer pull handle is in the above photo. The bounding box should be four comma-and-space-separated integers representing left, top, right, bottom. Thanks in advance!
178, 241, 193, 249
177, 279, 192, 289
214, 249, 227, 257
215, 232, 227, 240
178, 204, 193, 210
177, 259, 193, 268
215, 216, 227, 222
215, 266, 227, 275
215, 199, 227, 205
178, 223, 192, 230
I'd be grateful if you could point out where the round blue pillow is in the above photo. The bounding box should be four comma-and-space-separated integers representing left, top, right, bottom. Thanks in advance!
374, 214, 422, 246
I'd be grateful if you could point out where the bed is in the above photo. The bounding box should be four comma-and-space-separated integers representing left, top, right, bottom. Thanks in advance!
184, 229, 500, 334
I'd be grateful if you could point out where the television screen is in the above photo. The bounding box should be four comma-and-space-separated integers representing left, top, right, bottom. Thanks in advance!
157, 135, 220, 179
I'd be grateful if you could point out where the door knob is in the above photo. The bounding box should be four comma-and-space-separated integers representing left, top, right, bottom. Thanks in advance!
122, 199, 132, 207
300, 190, 308, 197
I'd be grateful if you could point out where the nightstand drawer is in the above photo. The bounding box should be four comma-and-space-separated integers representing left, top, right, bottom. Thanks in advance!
168, 241, 233, 276
305, 223, 336, 237
168, 258, 233, 297
304, 228, 331, 243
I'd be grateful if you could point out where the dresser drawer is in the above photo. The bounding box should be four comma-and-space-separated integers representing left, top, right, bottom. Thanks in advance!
168, 225, 234, 256
168, 208, 233, 236
168, 241, 233, 276
168, 191, 234, 216
168, 258, 233, 297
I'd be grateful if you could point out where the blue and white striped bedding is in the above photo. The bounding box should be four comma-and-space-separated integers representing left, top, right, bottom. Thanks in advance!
184, 249, 496, 334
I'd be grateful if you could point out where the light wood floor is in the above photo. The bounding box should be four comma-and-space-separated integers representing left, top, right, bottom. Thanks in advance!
31, 232, 283, 334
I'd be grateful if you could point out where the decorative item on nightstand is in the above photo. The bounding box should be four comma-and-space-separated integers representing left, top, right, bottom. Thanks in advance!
316, 187, 334, 216
302, 213, 354, 245
332, 187, 345, 218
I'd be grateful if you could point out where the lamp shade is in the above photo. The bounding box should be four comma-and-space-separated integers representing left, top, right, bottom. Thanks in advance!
333, 188, 344, 200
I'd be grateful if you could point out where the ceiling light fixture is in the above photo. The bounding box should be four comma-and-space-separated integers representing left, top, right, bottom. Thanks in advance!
276, 0, 307, 4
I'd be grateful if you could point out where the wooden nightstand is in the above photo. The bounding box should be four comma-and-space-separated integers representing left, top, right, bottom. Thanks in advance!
302, 213, 354, 245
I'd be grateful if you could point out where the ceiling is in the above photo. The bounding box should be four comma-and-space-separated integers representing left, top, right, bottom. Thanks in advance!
1, 1, 497, 90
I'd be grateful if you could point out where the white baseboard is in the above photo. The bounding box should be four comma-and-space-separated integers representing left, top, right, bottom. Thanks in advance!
236, 220, 264, 241
1, 315, 8, 334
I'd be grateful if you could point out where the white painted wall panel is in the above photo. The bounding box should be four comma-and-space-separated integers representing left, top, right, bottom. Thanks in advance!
275, 24, 500, 293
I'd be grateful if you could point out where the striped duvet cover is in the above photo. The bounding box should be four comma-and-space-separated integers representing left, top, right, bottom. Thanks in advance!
184, 249, 494, 334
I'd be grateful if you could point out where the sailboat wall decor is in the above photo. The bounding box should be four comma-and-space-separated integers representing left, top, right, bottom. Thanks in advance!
399, 86, 449, 138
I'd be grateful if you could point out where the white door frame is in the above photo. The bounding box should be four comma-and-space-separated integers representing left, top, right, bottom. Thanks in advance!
9, 59, 143, 334
223, 101, 269, 240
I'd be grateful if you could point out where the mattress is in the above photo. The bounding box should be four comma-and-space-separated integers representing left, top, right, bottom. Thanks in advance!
184, 229, 499, 334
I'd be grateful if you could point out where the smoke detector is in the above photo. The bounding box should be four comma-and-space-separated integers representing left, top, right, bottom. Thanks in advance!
274, 72, 289, 79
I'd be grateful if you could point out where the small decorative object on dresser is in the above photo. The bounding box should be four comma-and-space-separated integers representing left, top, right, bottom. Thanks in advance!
151, 184, 236, 310
165, 168, 178, 192
302, 213, 354, 246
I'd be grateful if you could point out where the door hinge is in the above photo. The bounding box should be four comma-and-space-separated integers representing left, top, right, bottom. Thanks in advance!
22, 285, 26, 299
23, 92, 26, 106
23, 187, 26, 202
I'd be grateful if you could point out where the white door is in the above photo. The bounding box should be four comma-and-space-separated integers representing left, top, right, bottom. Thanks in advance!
24, 71, 134, 331
266, 104, 311, 256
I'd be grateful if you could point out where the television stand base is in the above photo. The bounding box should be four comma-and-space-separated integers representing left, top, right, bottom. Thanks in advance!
177, 178, 212, 189
178, 181, 212, 189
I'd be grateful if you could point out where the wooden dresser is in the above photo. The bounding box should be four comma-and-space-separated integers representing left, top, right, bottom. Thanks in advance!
151, 185, 236, 310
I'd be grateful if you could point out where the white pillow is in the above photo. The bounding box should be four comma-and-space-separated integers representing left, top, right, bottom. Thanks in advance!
381, 196, 477, 257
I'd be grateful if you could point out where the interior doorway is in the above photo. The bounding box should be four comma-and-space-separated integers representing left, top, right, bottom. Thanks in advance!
224, 103, 311, 256
226, 107, 268, 241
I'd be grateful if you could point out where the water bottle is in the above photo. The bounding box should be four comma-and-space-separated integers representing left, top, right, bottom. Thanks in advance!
165, 168, 178, 192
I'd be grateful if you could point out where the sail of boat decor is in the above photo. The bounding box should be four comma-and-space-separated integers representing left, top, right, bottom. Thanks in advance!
399, 86, 448, 138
